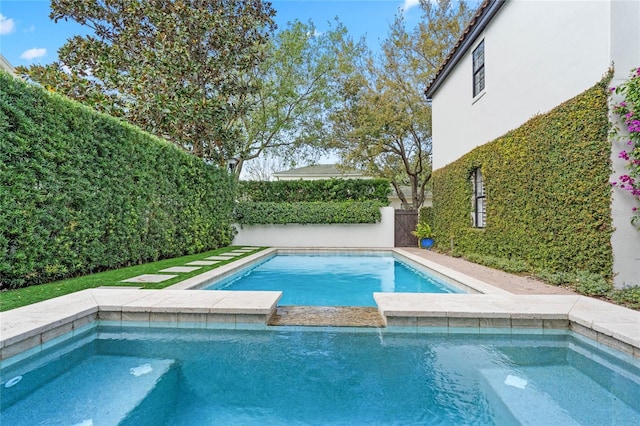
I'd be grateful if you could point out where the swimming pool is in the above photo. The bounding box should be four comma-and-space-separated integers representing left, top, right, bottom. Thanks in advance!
203, 253, 464, 306
2, 324, 639, 425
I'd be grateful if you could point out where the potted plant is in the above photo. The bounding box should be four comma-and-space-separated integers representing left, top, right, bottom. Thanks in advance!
411, 222, 434, 249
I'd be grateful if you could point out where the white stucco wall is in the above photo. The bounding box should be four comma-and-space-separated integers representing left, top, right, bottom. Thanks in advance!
430, 0, 640, 288
609, 0, 640, 288
232, 206, 395, 248
431, 0, 611, 170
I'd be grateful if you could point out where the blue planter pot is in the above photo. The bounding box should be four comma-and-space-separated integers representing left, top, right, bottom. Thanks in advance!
420, 238, 434, 249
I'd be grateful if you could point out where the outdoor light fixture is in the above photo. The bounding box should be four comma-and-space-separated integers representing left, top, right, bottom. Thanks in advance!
227, 156, 239, 172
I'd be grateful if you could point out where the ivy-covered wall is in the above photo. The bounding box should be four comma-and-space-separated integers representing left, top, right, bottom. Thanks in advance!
432, 77, 613, 276
235, 179, 389, 225
0, 72, 236, 289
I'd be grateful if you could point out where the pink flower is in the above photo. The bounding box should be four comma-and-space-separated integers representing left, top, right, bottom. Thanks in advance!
610, 86, 616, 92
619, 150, 630, 160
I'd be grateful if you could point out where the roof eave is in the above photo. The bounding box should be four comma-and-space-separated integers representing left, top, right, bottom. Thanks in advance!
424, 0, 506, 100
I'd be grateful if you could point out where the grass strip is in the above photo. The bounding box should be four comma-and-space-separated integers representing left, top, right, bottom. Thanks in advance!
0, 246, 266, 312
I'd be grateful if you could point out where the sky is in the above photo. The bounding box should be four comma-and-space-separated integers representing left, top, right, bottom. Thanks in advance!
0, 0, 426, 68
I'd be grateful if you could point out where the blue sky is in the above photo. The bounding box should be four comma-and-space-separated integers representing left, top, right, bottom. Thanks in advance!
0, 0, 425, 68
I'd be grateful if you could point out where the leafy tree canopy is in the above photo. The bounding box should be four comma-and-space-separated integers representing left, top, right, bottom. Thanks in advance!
17, 0, 276, 165
234, 19, 367, 176
328, 0, 474, 209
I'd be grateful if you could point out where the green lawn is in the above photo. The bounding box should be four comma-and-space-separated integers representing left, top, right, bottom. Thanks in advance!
0, 246, 266, 312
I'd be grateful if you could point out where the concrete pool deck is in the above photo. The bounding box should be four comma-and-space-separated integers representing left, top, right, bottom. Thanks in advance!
1, 247, 639, 362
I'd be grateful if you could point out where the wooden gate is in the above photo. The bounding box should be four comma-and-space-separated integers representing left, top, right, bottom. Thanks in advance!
394, 209, 418, 247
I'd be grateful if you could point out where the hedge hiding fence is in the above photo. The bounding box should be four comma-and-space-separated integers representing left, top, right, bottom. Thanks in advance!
432, 77, 613, 277
235, 179, 390, 225
0, 72, 236, 289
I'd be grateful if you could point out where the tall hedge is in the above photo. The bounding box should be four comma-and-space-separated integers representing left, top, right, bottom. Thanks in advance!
238, 179, 391, 203
235, 179, 390, 225
432, 77, 613, 276
0, 72, 236, 289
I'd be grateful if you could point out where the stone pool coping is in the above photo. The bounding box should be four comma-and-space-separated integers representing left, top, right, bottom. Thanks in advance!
1, 248, 639, 361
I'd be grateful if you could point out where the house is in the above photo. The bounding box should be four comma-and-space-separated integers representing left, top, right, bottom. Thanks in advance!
0, 54, 16, 77
272, 164, 366, 181
425, 0, 640, 288
273, 164, 432, 209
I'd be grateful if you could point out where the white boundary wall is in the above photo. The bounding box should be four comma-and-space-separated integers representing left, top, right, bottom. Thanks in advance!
232, 206, 395, 248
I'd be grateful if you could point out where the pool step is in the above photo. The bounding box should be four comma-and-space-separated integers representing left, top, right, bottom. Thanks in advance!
1, 355, 175, 425
268, 306, 385, 327
479, 367, 580, 425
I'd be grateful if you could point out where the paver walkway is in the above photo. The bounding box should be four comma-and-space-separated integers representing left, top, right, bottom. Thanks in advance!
402, 248, 578, 295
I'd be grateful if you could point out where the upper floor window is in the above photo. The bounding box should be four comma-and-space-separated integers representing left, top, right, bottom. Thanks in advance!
472, 40, 485, 97
472, 168, 486, 228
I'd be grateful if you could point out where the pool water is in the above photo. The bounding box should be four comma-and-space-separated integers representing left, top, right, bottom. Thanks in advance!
204, 254, 463, 305
2, 326, 639, 425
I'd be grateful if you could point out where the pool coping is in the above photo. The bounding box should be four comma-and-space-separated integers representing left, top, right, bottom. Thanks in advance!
1, 247, 639, 361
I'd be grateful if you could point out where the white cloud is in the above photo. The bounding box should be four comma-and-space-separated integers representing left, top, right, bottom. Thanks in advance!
24, 25, 35, 33
0, 14, 16, 35
401, 0, 421, 13
20, 48, 47, 61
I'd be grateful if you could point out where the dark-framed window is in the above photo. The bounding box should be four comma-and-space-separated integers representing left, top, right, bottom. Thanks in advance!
472, 168, 486, 228
472, 40, 485, 97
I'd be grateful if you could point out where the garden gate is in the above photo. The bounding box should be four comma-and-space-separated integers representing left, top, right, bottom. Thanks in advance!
394, 209, 418, 247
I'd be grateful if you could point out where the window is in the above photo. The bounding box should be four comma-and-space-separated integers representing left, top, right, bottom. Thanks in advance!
472, 168, 486, 228
472, 40, 485, 97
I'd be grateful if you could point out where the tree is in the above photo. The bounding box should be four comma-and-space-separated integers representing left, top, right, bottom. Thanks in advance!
328, 0, 473, 209
232, 19, 366, 176
17, 0, 276, 165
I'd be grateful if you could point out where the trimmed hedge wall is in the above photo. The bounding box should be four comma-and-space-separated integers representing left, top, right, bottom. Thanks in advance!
0, 72, 236, 289
235, 179, 389, 225
238, 179, 390, 203
432, 77, 613, 276
235, 201, 383, 224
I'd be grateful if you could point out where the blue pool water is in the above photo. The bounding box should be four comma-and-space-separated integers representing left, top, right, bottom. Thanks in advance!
204, 254, 463, 305
2, 326, 639, 425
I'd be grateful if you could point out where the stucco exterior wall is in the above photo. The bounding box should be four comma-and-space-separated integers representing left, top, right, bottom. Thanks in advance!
232, 206, 395, 248
431, 0, 611, 170
609, 0, 640, 288
430, 0, 640, 288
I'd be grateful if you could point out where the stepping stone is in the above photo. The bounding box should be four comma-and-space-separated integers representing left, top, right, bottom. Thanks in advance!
205, 256, 235, 261
186, 260, 219, 266
159, 266, 202, 273
241, 247, 259, 250
121, 274, 177, 283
